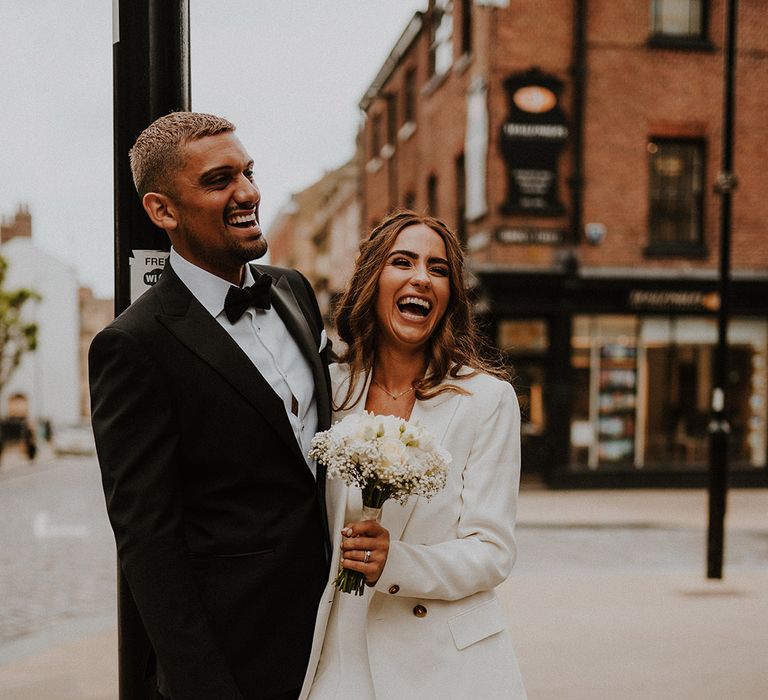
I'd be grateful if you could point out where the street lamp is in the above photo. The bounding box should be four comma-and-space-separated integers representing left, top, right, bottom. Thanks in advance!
707, 0, 738, 581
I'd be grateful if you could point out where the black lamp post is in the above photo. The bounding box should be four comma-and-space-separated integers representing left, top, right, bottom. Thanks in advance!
113, 2, 190, 696
707, 0, 738, 581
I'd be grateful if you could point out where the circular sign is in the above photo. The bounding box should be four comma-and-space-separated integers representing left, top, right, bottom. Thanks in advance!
513, 85, 557, 113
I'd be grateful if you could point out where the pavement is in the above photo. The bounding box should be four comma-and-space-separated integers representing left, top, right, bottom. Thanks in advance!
500, 487, 768, 700
0, 455, 766, 699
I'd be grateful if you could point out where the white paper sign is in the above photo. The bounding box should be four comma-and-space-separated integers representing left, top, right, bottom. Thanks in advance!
130, 250, 169, 303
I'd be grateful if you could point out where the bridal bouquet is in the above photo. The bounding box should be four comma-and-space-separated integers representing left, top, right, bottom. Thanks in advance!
309, 411, 451, 595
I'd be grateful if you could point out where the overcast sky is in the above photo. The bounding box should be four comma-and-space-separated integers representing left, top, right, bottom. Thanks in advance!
0, 1, 425, 297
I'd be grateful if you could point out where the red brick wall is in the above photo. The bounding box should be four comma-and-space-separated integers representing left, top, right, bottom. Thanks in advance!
360, 0, 768, 273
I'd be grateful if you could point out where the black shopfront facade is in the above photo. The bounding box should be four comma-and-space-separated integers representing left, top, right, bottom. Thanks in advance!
476, 268, 768, 488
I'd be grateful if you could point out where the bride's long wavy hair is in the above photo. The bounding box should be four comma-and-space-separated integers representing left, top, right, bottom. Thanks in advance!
333, 210, 507, 411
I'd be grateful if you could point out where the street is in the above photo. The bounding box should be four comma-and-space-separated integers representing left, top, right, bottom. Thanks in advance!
1, 453, 767, 699
0, 452, 115, 668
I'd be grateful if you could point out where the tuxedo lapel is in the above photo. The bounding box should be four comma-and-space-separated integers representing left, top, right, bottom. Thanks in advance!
270, 272, 332, 431
269, 271, 334, 555
154, 267, 307, 467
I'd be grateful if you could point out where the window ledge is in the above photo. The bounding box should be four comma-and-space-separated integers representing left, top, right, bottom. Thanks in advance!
365, 157, 383, 174
467, 230, 492, 253
422, 68, 450, 97
646, 34, 715, 52
644, 243, 708, 259
453, 52, 472, 75
398, 121, 417, 142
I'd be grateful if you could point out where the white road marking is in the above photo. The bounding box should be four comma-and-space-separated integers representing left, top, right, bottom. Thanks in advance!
33, 511, 89, 539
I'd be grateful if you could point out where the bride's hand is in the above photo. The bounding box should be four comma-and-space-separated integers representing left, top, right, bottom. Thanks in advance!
340, 519, 390, 586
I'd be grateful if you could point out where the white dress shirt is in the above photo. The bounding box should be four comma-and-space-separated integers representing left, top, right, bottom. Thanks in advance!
169, 248, 318, 476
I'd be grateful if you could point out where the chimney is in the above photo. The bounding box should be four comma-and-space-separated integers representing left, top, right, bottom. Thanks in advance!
0, 204, 32, 244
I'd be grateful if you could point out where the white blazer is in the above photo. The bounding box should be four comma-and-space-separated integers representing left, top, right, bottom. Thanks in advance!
301, 364, 527, 700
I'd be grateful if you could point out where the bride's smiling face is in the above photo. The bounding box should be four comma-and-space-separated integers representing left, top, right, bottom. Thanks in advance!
374, 224, 451, 352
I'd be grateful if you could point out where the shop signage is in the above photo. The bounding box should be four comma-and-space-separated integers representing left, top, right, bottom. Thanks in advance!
628, 289, 720, 311
497, 227, 564, 245
499, 68, 568, 216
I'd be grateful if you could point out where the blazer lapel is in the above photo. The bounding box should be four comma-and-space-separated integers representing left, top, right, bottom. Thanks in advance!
154, 266, 307, 466
333, 367, 460, 542
381, 387, 462, 542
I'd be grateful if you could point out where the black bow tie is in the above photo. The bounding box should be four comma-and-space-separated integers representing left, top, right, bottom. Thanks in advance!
224, 274, 273, 323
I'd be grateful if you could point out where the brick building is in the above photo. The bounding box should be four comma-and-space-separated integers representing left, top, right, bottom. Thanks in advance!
79, 286, 114, 419
268, 159, 361, 327
358, 0, 768, 485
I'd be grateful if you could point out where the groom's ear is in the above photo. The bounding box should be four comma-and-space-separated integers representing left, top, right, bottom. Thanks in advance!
143, 192, 179, 233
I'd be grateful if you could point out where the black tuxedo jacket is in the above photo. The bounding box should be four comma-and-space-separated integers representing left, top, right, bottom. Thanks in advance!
89, 263, 332, 699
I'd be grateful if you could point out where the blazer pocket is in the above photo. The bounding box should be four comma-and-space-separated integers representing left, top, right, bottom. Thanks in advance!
447, 597, 507, 651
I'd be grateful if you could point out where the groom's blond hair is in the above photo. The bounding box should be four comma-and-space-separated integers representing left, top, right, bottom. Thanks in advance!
129, 111, 235, 197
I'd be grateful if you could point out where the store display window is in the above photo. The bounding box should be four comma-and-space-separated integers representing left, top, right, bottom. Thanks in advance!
498, 318, 549, 476
498, 318, 548, 438
570, 314, 766, 472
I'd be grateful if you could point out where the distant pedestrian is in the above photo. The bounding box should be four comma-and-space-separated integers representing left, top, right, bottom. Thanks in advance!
24, 422, 36, 461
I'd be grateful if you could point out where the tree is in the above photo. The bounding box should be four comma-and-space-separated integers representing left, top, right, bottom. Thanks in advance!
0, 254, 39, 403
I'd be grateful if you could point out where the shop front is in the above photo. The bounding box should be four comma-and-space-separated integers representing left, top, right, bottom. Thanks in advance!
478, 269, 768, 487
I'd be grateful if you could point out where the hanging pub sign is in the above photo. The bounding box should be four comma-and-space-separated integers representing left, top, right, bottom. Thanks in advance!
499, 68, 568, 216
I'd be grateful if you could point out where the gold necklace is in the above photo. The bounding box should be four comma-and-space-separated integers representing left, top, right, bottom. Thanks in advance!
371, 378, 415, 400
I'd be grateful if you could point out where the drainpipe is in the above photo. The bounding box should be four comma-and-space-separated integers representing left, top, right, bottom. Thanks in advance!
570, 0, 586, 245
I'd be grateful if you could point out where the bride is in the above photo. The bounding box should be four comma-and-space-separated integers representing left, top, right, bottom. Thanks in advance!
303, 210, 526, 699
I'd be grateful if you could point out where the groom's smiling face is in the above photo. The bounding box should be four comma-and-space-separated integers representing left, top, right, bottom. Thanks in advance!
164, 131, 268, 283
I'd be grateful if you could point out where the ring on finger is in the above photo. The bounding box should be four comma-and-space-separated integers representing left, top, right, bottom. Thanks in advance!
363, 549, 371, 564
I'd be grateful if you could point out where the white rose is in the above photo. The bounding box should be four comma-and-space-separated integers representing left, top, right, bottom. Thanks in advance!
417, 431, 436, 452
360, 420, 379, 442
378, 414, 404, 440
401, 422, 427, 447
333, 414, 359, 439
379, 436, 407, 468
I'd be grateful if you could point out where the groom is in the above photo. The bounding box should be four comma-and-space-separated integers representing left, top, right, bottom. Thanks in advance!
90, 112, 336, 699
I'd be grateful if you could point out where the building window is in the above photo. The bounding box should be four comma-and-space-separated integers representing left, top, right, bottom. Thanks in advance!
386, 94, 397, 148
427, 174, 438, 216
403, 191, 416, 211
649, 0, 711, 48
403, 68, 416, 124
460, 0, 472, 55
371, 113, 382, 158
652, 0, 702, 36
498, 318, 550, 476
428, 0, 454, 77
647, 139, 705, 255
455, 154, 466, 245
399, 69, 418, 141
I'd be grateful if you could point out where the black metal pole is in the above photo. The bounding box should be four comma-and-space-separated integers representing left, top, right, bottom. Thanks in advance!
707, 0, 738, 580
113, 2, 190, 697
114, 0, 190, 315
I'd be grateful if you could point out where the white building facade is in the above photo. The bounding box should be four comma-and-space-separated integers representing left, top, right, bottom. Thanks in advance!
0, 237, 81, 430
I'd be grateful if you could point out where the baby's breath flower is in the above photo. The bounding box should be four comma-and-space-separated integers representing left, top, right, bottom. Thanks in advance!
309, 411, 450, 510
